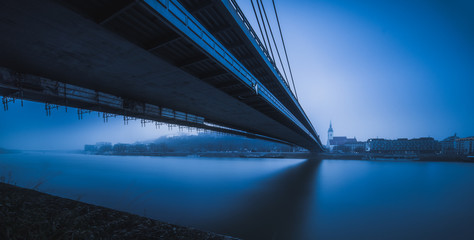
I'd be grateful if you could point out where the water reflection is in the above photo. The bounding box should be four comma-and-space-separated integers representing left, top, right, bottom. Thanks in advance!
213, 159, 321, 239
2, 153, 474, 239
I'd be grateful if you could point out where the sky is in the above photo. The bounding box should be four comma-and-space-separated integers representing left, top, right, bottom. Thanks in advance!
238, 0, 474, 143
1, 0, 473, 150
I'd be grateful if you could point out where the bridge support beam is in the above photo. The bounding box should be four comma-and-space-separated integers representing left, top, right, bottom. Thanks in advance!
0, 66, 294, 146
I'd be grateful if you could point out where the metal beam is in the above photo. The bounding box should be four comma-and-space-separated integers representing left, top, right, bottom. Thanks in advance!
99, 1, 138, 25
226, 42, 245, 50
210, 25, 233, 35
189, 1, 215, 14
176, 56, 210, 68
236, 54, 257, 61
146, 35, 182, 52
226, 88, 253, 97
213, 81, 242, 89
199, 70, 231, 81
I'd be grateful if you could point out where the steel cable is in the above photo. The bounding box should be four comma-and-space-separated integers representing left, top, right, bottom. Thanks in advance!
259, 0, 289, 86
250, 0, 269, 53
255, 0, 276, 64
272, 0, 298, 99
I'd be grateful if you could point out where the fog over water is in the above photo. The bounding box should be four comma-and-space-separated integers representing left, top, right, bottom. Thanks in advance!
1, 152, 474, 239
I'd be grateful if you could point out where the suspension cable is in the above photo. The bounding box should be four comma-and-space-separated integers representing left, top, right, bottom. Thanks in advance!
259, 0, 289, 85
250, 0, 269, 53
272, 0, 298, 99
255, 0, 276, 64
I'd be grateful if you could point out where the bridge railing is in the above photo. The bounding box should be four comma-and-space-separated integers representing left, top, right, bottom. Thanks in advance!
143, 0, 319, 144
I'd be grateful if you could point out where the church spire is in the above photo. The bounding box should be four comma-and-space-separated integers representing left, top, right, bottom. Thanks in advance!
327, 121, 334, 148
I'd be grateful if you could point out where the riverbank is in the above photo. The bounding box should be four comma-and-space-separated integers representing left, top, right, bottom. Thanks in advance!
319, 153, 474, 162
5, 149, 472, 162
81, 151, 474, 162
0, 183, 237, 240
85, 151, 313, 159
418, 154, 473, 162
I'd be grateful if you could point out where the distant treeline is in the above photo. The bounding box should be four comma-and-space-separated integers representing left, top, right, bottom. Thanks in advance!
84, 134, 296, 154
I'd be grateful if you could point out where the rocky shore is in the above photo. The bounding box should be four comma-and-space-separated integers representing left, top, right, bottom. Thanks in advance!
0, 183, 237, 240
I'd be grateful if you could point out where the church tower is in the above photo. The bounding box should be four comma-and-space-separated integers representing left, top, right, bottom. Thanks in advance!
327, 121, 334, 147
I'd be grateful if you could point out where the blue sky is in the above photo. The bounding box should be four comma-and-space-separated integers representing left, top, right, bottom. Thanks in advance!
0, 0, 473, 150
239, 0, 474, 142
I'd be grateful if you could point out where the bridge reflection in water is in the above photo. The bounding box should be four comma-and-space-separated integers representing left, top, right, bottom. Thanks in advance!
212, 159, 320, 239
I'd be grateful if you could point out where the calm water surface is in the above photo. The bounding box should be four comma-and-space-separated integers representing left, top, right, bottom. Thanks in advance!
1, 152, 474, 240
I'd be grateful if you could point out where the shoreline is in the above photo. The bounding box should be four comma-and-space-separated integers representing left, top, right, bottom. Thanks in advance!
0, 183, 237, 239
2, 150, 473, 163
85, 152, 474, 163
87, 151, 314, 159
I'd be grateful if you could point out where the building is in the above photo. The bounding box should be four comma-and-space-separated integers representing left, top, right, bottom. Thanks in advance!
440, 134, 459, 155
438, 134, 474, 156
327, 122, 365, 153
367, 137, 438, 154
113, 143, 132, 153
456, 137, 474, 155
344, 141, 367, 153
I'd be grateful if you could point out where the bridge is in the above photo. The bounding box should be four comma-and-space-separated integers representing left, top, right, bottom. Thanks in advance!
0, 0, 323, 152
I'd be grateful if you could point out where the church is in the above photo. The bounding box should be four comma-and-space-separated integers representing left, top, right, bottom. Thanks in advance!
326, 122, 359, 152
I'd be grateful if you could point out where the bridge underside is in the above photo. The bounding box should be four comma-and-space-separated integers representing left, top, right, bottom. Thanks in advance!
0, 0, 322, 151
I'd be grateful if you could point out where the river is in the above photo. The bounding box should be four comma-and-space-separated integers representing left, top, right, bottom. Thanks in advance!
1, 152, 473, 239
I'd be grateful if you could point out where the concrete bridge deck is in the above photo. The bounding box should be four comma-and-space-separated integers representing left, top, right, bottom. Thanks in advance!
0, 0, 323, 151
